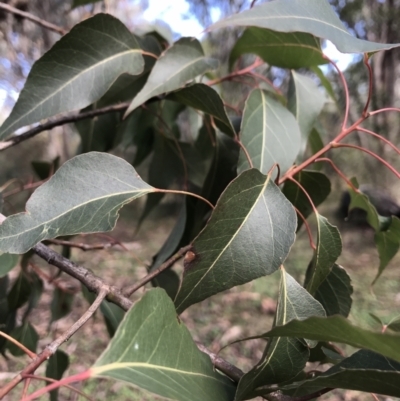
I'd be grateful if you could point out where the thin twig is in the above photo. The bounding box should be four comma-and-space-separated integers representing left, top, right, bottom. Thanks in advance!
123, 245, 192, 297
156, 189, 215, 210
332, 143, 400, 179
362, 54, 373, 117
45, 238, 120, 251
324, 55, 350, 131
235, 139, 253, 168
369, 107, 400, 115
0, 102, 130, 151
0, 3, 66, 35
0, 290, 107, 399
22, 375, 94, 401
293, 207, 316, 250
355, 127, 400, 155
3, 179, 47, 198
0, 331, 36, 359
207, 58, 264, 86
287, 177, 318, 215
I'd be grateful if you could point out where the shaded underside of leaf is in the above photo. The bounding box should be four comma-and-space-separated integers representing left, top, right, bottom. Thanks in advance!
93, 289, 236, 401
0, 14, 144, 140
0, 152, 154, 254
262, 315, 400, 363
238, 89, 301, 175
230, 28, 327, 69
210, 0, 400, 54
174, 169, 297, 314
125, 37, 218, 116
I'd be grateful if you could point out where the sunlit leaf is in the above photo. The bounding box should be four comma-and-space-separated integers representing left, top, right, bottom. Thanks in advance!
92, 289, 236, 401
230, 28, 327, 69
174, 169, 296, 313
125, 38, 218, 116
0, 14, 144, 140
0, 152, 155, 254
238, 89, 301, 175
261, 315, 400, 363
211, 0, 400, 54
305, 215, 342, 295
236, 269, 324, 400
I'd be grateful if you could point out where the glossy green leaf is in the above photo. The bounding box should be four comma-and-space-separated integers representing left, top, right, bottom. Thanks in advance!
0, 152, 155, 254
236, 269, 324, 400
0, 14, 144, 140
46, 350, 70, 401
282, 170, 331, 230
373, 217, 400, 284
288, 71, 326, 146
51, 288, 74, 322
210, 0, 400, 54
238, 89, 301, 175
174, 169, 297, 313
167, 83, 235, 137
261, 315, 400, 363
314, 264, 352, 317
0, 253, 19, 278
100, 300, 125, 337
230, 28, 327, 69
305, 215, 342, 295
92, 289, 236, 401
7, 322, 39, 356
279, 350, 400, 398
125, 38, 218, 116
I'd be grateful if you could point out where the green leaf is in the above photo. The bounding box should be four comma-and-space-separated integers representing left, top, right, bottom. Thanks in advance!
210, 0, 400, 54
0, 152, 155, 254
7, 322, 39, 356
46, 350, 70, 401
75, 107, 121, 153
72, 0, 101, 7
125, 38, 218, 116
236, 269, 324, 400
31, 157, 60, 180
0, 14, 144, 140
282, 170, 331, 230
51, 288, 74, 322
0, 253, 19, 278
307, 127, 325, 167
314, 264, 353, 317
230, 28, 327, 69
174, 169, 297, 313
373, 217, 400, 284
310, 65, 336, 101
261, 315, 400, 363
305, 215, 342, 295
238, 89, 301, 175
167, 83, 235, 137
100, 300, 125, 337
287, 71, 326, 147
92, 289, 236, 401
7, 272, 31, 310
279, 350, 400, 398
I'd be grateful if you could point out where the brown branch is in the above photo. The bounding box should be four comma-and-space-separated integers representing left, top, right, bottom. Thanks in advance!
123, 245, 192, 297
195, 342, 244, 382
45, 238, 120, 251
0, 3, 66, 35
0, 102, 130, 151
32, 243, 133, 311
0, 289, 107, 399
0, 331, 36, 359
